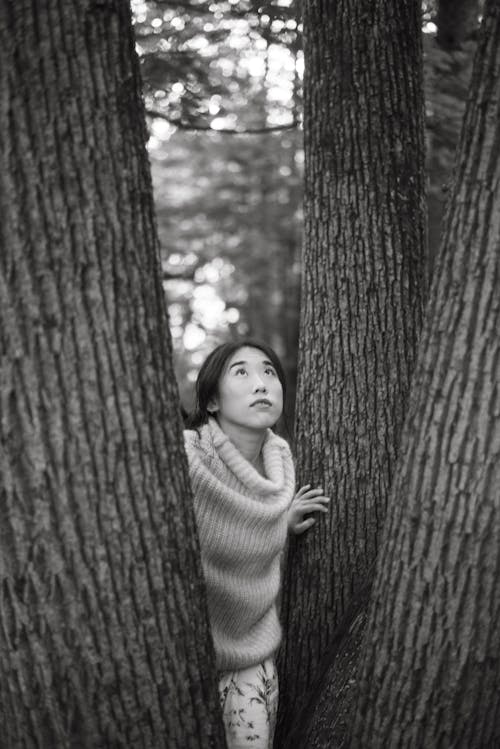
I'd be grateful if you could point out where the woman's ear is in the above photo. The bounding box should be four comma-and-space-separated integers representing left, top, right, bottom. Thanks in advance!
207, 396, 219, 415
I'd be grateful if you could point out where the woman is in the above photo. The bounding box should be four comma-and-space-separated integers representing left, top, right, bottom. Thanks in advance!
184, 339, 329, 749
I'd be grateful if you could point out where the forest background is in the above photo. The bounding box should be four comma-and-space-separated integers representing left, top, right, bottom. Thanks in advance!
137, 0, 478, 421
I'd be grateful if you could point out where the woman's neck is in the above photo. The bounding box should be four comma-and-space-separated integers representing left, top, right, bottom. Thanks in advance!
215, 416, 266, 465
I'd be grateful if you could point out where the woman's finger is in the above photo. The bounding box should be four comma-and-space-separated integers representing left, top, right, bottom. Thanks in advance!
300, 488, 326, 499
298, 503, 329, 515
293, 517, 316, 534
299, 495, 330, 505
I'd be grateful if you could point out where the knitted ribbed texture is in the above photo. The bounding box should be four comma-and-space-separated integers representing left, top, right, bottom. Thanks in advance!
184, 417, 295, 671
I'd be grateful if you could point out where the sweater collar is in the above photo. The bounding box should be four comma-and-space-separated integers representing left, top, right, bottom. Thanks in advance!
206, 417, 286, 495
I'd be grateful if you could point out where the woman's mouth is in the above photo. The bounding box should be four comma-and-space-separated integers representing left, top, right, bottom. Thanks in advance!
251, 399, 272, 407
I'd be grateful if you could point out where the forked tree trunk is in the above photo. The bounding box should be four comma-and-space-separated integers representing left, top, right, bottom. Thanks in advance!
0, 2, 225, 747
352, 3, 500, 745
276, 0, 427, 737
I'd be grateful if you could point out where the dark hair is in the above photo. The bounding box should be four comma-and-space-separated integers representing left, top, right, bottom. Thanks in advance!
186, 339, 287, 430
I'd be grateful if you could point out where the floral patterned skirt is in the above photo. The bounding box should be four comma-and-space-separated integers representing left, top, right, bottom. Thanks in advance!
218, 657, 279, 749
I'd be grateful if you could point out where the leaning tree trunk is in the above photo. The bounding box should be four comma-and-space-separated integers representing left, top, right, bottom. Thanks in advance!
352, 3, 500, 745
276, 0, 427, 738
0, 2, 225, 747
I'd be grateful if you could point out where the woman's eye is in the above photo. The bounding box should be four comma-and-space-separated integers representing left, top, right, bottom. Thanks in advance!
235, 367, 247, 376
264, 367, 276, 376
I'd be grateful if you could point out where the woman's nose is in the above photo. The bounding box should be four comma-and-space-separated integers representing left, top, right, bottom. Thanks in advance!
253, 378, 267, 392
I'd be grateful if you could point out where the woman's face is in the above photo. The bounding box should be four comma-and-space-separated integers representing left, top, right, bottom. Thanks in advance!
209, 346, 284, 431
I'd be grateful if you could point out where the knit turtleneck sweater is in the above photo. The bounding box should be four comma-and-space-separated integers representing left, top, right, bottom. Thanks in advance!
184, 417, 295, 671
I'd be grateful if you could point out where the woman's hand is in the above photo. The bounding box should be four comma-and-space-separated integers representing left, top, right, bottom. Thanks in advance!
288, 484, 330, 535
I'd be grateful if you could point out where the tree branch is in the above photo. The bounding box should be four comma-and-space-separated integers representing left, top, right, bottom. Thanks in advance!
146, 108, 300, 134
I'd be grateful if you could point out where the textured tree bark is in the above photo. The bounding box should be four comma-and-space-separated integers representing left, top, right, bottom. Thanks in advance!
276, 0, 427, 739
352, 3, 500, 745
0, 2, 225, 747
281, 574, 373, 749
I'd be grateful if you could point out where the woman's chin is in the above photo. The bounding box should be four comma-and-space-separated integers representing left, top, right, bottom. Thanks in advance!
248, 411, 280, 429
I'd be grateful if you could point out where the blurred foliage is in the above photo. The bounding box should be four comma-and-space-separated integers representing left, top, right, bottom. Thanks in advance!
150, 124, 302, 414
132, 0, 302, 416
131, 0, 480, 415
133, 0, 300, 131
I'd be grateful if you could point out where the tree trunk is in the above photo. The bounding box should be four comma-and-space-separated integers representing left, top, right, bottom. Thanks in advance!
281, 573, 373, 749
0, 2, 225, 747
276, 0, 427, 739
352, 3, 500, 745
